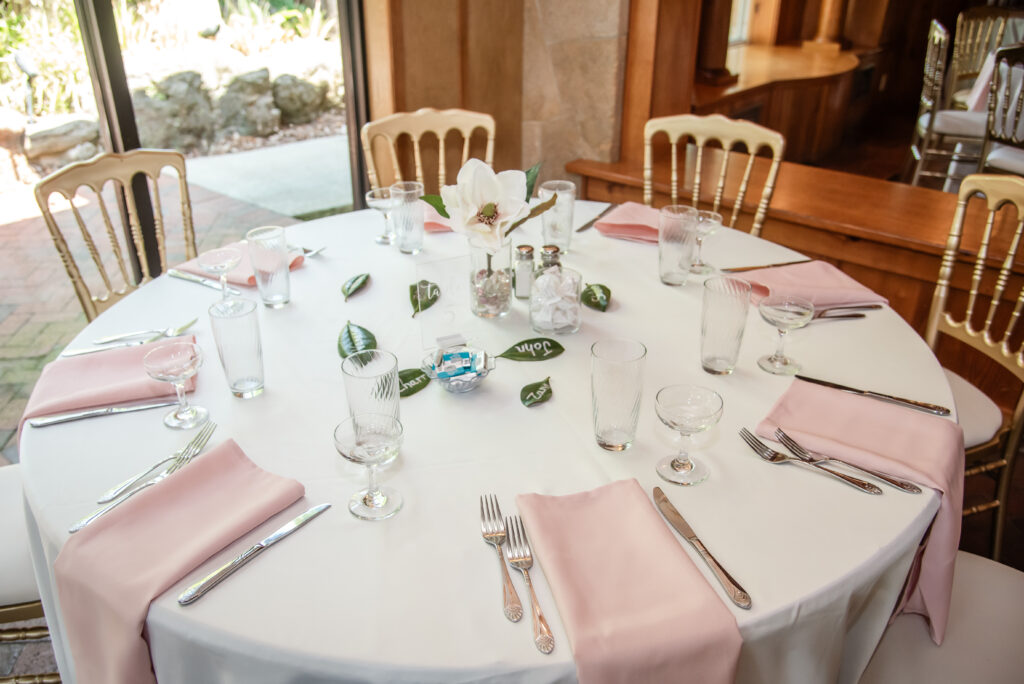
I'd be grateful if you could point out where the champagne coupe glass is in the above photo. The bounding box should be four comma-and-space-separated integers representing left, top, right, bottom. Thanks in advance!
143, 342, 208, 429
690, 210, 722, 275
334, 413, 404, 520
655, 384, 723, 486
757, 295, 815, 375
197, 246, 242, 300
365, 188, 396, 245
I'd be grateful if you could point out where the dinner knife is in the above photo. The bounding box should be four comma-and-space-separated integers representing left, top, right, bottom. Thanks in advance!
718, 259, 811, 273
61, 337, 159, 357
167, 269, 242, 295
28, 400, 178, 427
177, 503, 331, 605
653, 487, 752, 610
795, 375, 951, 416
576, 203, 616, 232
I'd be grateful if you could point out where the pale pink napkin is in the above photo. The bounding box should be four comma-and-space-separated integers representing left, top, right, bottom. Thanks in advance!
593, 201, 660, 243
739, 260, 888, 307
517, 479, 742, 684
423, 202, 451, 232
20, 336, 197, 436
54, 439, 305, 684
177, 241, 304, 286
756, 379, 964, 645
965, 51, 996, 112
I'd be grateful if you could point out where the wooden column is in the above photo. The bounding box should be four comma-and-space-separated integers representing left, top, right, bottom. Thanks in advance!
805, 0, 846, 52
697, 0, 738, 85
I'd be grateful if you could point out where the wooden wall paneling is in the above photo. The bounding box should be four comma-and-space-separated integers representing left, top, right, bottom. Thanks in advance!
844, 0, 890, 47
749, 0, 782, 45
697, 0, 738, 85
363, 0, 397, 121
776, 0, 812, 44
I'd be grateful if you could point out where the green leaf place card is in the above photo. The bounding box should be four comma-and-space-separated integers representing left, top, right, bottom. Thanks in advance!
521, 377, 552, 407
342, 273, 369, 300
337, 321, 377, 358
582, 283, 611, 312
497, 338, 565, 361
398, 368, 430, 397
410, 280, 440, 317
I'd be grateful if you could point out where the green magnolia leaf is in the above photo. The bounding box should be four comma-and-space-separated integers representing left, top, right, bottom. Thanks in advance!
521, 377, 552, 407
505, 193, 557, 237
524, 161, 542, 200
398, 368, 431, 397
497, 338, 565, 361
420, 194, 449, 219
337, 320, 377, 358
410, 280, 440, 317
582, 283, 611, 312
342, 273, 370, 300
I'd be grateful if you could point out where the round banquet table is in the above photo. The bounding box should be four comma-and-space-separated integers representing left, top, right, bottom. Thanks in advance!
20, 201, 950, 684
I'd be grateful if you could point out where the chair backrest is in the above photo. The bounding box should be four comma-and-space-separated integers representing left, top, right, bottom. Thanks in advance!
981, 44, 1024, 165
919, 20, 950, 125
360, 107, 495, 192
34, 149, 197, 322
926, 173, 1024, 441
948, 7, 1010, 106
642, 113, 785, 237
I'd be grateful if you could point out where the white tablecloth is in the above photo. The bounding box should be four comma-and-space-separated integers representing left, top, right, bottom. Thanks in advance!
20, 201, 949, 684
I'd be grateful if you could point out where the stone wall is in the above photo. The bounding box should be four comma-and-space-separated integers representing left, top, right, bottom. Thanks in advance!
521, 0, 630, 185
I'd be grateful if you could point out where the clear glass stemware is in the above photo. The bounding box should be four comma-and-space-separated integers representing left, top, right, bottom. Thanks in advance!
334, 413, 403, 520
197, 246, 243, 300
690, 210, 722, 275
654, 384, 723, 486
365, 188, 396, 245
143, 342, 208, 429
757, 295, 815, 375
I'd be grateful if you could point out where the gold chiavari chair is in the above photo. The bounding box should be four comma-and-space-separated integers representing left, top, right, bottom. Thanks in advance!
34, 149, 198, 322
924, 173, 1024, 560
947, 6, 1010, 110
980, 45, 1024, 176
360, 108, 495, 194
642, 113, 784, 238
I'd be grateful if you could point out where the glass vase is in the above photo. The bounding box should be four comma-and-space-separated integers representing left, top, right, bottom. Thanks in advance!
468, 240, 513, 318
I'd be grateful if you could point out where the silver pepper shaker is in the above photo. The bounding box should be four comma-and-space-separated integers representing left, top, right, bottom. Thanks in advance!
514, 244, 535, 299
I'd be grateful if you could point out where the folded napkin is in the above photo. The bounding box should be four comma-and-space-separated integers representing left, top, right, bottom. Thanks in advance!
55, 439, 305, 684
965, 52, 996, 112
19, 336, 197, 437
423, 202, 452, 232
517, 479, 742, 684
756, 379, 964, 645
177, 241, 304, 286
739, 260, 887, 308
593, 201, 660, 243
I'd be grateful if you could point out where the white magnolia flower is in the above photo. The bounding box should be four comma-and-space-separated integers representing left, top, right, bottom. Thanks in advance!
440, 158, 530, 253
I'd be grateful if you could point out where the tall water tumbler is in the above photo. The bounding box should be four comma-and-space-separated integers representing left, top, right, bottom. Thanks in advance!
658, 205, 698, 285
209, 297, 264, 398
390, 181, 425, 255
246, 225, 290, 308
701, 277, 752, 375
538, 180, 576, 254
341, 349, 400, 420
591, 339, 647, 451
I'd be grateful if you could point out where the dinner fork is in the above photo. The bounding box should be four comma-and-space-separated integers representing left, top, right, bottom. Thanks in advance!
739, 428, 882, 494
63, 318, 197, 357
97, 423, 218, 503
773, 428, 921, 494
92, 318, 199, 345
505, 515, 555, 654
479, 495, 523, 622
69, 421, 217, 533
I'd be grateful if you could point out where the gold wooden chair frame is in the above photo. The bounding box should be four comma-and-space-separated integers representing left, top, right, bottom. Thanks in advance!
947, 7, 1010, 110
925, 173, 1024, 560
360, 107, 495, 192
980, 45, 1024, 175
34, 149, 197, 322
642, 113, 785, 238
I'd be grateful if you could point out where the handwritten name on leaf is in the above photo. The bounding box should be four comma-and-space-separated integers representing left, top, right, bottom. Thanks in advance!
497, 338, 565, 361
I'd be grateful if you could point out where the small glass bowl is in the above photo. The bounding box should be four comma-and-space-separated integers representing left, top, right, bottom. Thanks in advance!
421, 346, 495, 393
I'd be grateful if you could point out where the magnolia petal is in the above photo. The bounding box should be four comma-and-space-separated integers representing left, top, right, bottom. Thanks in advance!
496, 169, 527, 202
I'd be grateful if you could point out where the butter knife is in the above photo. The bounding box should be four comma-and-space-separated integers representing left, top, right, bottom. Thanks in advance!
167, 269, 242, 295
28, 400, 178, 427
653, 487, 752, 610
719, 259, 811, 273
576, 203, 616, 232
178, 503, 331, 605
795, 375, 951, 416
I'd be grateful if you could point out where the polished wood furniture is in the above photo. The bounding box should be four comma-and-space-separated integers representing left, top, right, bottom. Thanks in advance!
34, 150, 197, 322
643, 114, 785, 237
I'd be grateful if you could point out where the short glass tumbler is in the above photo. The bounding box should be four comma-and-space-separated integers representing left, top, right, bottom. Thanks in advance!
538, 180, 576, 254
341, 349, 400, 420
590, 339, 647, 451
390, 181, 425, 255
209, 297, 264, 398
701, 277, 752, 375
246, 225, 290, 308
658, 205, 698, 285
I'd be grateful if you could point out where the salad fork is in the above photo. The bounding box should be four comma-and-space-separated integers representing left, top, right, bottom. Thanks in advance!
739, 428, 882, 494
98, 423, 218, 503
505, 515, 555, 654
479, 495, 523, 622
70, 421, 216, 533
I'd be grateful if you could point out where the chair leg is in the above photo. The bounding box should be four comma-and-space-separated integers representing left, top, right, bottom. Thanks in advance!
992, 458, 1016, 561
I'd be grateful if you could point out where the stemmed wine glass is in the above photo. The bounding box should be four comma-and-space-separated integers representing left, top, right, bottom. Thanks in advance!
333, 413, 404, 520
366, 188, 396, 245
655, 384, 723, 486
757, 294, 815, 375
690, 210, 722, 275
197, 246, 242, 300
143, 342, 208, 429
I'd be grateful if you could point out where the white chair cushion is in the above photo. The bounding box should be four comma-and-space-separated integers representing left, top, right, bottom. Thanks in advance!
985, 143, 1024, 175
951, 88, 972, 108
860, 551, 1024, 683
944, 368, 1003, 448
918, 110, 987, 138
0, 464, 40, 607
